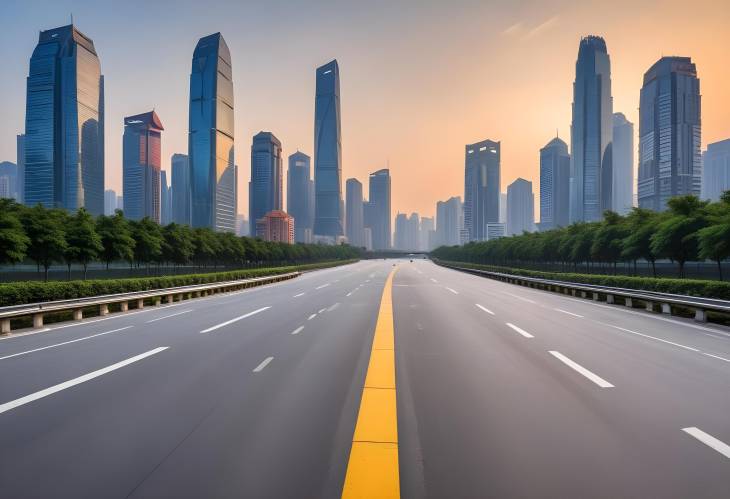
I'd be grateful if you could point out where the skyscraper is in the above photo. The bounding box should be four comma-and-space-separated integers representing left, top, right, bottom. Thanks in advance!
287, 151, 314, 243
367, 169, 391, 250
570, 35, 613, 222
394, 213, 408, 251
612, 113, 634, 215
506, 178, 535, 236
539, 137, 571, 230
171, 153, 190, 225
0, 162, 17, 200
464, 139, 500, 241
160, 170, 171, 225
24, 24, 104, 214
104, 189, 117, 215
256, 210, 294, 244
122, 111, 163, 222
638, 56, 701, 211
436, 196, 462, 247
419, 216, 435, 251
16, 135, 25, 204
189, 33, 236, 232
701, 139, 730, 202
249, 132, 283, 236
313, 60, 343, 238
346, 178, 364, 247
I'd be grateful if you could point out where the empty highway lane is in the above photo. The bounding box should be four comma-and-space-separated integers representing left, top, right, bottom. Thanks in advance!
0, 260, 728, 498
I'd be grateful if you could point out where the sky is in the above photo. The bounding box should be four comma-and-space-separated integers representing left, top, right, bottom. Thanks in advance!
1, 0, 729, 220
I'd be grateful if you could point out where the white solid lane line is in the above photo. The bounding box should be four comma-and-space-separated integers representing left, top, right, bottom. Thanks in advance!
145, 310, 193, 323
549, 351, 614, 388
0, 347, 168, 415
253, 356, 274, 373
315, 284, 330, 290
503, 292, 536, 304
318, 308, 326, 314
346, 292, 352, 297
430, 278, 438, 283
445, 287, 459, 294
307, 314, 317, 321
327, 303, 341, 312
702, 352, 730, 363
608, 324, 699, 352
199, 307, 270, 334
476, 304, 495, 315
554, 308, 584, 318
0, 326, 134, 361
291, 326, 304, 335
505, 323, 534, 339
682, 427, 730, 459
293, 293, 305, 298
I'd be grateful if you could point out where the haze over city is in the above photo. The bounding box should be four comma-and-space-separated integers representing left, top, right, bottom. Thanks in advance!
1, 0, 728, 219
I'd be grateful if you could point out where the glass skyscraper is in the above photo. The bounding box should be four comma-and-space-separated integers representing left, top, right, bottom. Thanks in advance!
638, 57, 701, 211
612, 113, 634, 215
287, 151, 314, 243
24, 24, 104, 215
189, 33, 236, 232
249, 132, 283, 236
539, 137, 571, 230
171, 153, 190, 225
367, 169, 391, 250
464, 139, 500, 241
313, 60, 343, 238
702, 139, 730, 202
345, 178, 364, 247
122, 111, 163, 222
570, 36, 613, 223
506, 178, 534, 236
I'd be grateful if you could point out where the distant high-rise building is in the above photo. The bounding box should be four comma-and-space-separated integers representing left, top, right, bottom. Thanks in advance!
499, 193, 507, 225
160, 170, 171, 225
235, 214, 249, 236
612, 113, 634, 215
116, 195, 123, 211
506, 178, 535, 236
540, 137, 571, 230
420, 216, 434, 251
0, 162, 18, 200
123, 111, 163, 222
570, 35, 613, 222
367, 169, 391, 250
104, 189, 117, 215
464, 139, 500, 241
313, 60, 343, 238
287, 151, 314, 243
394, 213, 408, 251
638, 56, 701, 211
346, 178, 364, 247
436, 196, 462, 247
0, 177, 11, 199
256, 210, 294, 243
486, 223, 506, 241
395, 213, 421, 251
24, 24, 104, 214
249, 132, 283, 236
16, 134, 25, 203
171, 153, 190, 225
363, 227, 373, 251
702, 139, 730, 202
189, 33, 236, 231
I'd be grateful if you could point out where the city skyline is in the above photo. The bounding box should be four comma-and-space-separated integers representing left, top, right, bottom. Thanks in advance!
0, 1, 729, 220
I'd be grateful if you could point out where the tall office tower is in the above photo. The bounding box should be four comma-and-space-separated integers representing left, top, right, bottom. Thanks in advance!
287, 151, 314, 243
638, 57, 701, 211
249, 132, 283, 236
116, 195, 123, 210
189, 33, 236, 232
171, 153, 190, 224
420, 216, 434, 251
160, 170, 171, 225
702, 139, 730, 201
24, 24, 104, 214
407, 213, 420, 250
611, 113, 634, 215
256, 210, 294, 243
0, 162, 18, 200
436, 196, 462, 247
235, 214, 248, 236
345, 178, 364, 247
367, 169, 391, 250
570, 35, 613, 222
499, 193, 507, 224
104, 189, 117, 215
394, 213, 408, 250
464, 139, 500, 241
539, 137, 571, 230
313, 60, 343, 238
506, 178, 535, 236
123, 111, 163, 222
16, 135, 25, 203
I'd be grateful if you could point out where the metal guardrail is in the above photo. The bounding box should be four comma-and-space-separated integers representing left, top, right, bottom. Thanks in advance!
437, 262, 730, 323
0, 272, 300, 334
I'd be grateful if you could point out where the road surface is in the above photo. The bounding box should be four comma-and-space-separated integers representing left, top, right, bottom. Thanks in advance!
0, 260, 728, 498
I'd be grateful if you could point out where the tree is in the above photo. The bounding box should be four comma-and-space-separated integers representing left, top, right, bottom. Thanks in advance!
192, 227, 220, 267
21, 205, 68, 281
0, 207, 30, 266
697, 191, 730, 280
65, 208, 103, 279
97, 210, 135, 269
650, 195, 708, 278
131, 217, 163, 272
590, 211, 628, 273
621, 208, 660, 276
161, 223, 194, 268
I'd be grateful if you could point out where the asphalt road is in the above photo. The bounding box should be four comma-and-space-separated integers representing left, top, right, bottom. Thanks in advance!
0, 259, 728, 498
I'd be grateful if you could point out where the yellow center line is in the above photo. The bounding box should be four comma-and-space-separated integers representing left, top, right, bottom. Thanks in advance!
342, 267, 400, 498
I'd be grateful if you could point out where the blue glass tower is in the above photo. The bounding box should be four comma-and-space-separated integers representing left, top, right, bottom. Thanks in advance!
464, 139, 500, 241
123, 111, 164, 222
287, 151, 313, 243
313, 60, 343, 238
249, 132, 283, 235
188, 33, 236, 232
24, 24, 104, 215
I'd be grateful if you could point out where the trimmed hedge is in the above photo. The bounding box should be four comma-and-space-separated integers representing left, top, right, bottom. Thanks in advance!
435, 260, 730, 300
0, 260, 356, 307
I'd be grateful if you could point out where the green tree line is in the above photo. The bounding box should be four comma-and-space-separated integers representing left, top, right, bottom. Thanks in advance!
432, 193, 730, 280
0, 199, 360, 281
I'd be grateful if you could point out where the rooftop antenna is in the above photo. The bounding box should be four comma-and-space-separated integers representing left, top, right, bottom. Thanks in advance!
556, 128, 559, 138
70, 13, 73, 25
